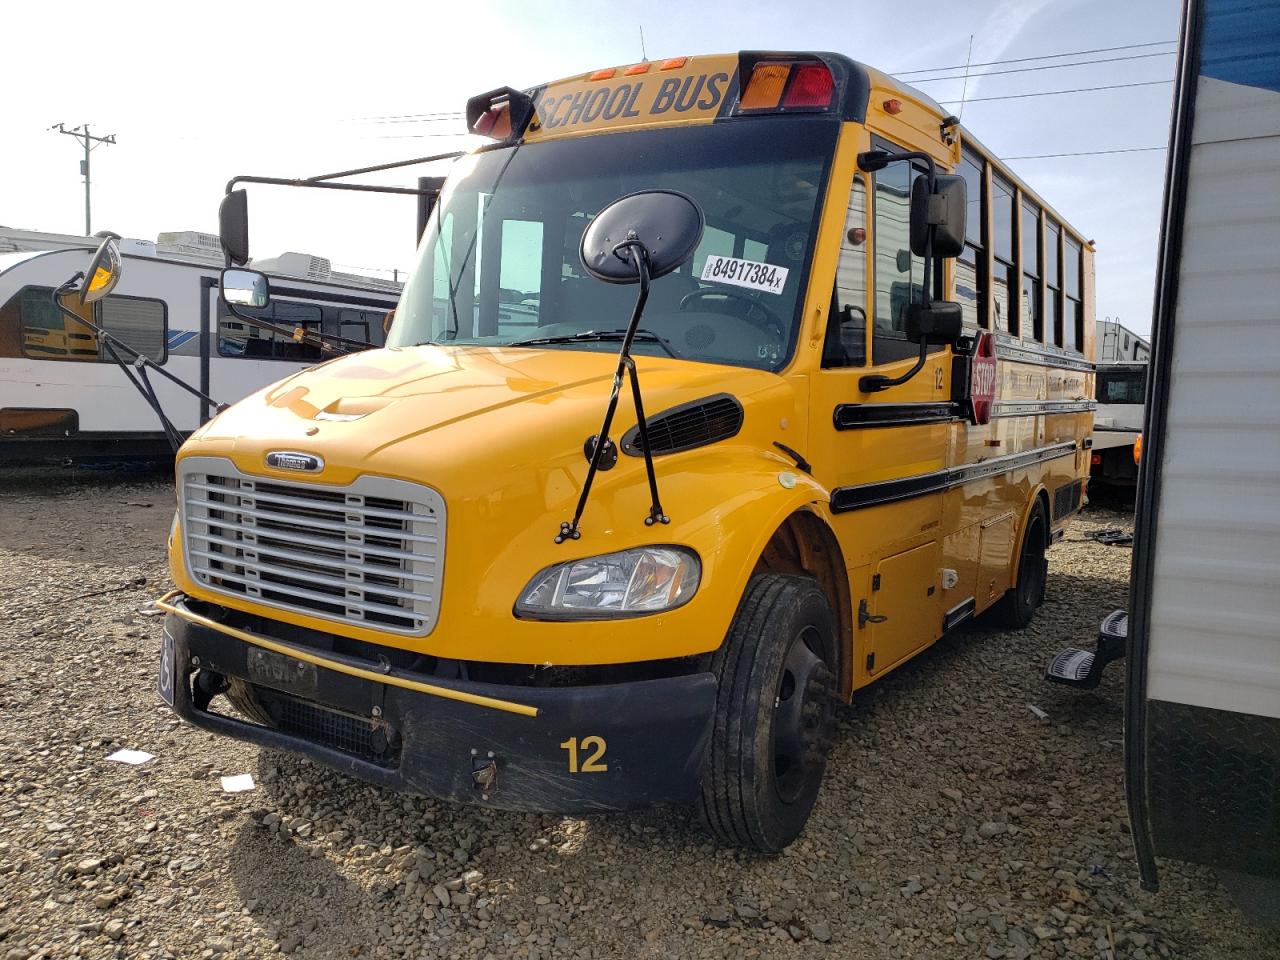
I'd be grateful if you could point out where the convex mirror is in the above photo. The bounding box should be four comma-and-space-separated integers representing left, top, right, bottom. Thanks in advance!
79, 236, 122, 306
221, 268, 270, 309
581, 190, 704, 284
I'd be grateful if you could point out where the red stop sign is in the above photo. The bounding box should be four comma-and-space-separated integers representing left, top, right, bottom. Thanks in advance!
967, 332, 998, 425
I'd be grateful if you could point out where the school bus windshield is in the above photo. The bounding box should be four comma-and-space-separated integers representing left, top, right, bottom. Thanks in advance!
389, 119, 837, 371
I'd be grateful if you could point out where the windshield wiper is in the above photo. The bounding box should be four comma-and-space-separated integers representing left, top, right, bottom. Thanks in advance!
508, 328, 681, 358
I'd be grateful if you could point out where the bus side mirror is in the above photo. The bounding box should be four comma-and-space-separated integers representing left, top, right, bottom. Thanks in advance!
222, 268, 270, 309
910, 174, 966, 259
79, 235, 122, 306
905, 300, 963, 345
219, 189, 250, 266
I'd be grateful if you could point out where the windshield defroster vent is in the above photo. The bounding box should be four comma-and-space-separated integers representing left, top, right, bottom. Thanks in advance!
621, 393, 744, 457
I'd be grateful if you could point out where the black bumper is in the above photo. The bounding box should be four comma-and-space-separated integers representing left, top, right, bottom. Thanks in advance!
163, 614, 717, 813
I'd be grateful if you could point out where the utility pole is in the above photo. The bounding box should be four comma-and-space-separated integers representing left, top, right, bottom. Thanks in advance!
50, 123, 117, 235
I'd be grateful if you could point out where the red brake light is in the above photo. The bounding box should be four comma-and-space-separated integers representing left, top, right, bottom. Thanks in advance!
783, 63, 834, 108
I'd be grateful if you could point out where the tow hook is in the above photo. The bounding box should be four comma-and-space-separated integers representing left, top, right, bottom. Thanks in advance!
471, 752, 498, 794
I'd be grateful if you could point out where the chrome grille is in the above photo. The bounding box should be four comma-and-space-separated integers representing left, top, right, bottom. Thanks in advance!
179, 456, 444, 636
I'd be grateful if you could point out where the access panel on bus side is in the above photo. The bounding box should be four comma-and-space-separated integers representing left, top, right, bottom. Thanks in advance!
867, 541, 942, 676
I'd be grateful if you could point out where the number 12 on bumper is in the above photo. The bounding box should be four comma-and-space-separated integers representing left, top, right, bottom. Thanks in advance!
560, 736, 608, 773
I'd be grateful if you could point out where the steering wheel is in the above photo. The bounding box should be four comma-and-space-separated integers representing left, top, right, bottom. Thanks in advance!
678, 287, 785, 337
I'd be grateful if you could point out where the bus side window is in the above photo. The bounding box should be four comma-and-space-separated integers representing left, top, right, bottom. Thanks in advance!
956, 149, 986, 329
871, 162, 942, 364
991, 173, 1016, 335
823, 176, 867, 367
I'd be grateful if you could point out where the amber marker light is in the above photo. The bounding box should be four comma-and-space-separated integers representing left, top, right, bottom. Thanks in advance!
739, 63, 790, 110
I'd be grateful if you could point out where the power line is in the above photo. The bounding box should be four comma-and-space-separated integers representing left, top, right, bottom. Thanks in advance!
1002, 146, 1167, 160
50, 123, 116, 235
342, 111, 465, 123
939, 79, 1171, 104
894, 39, 1176, 75
908, 50, 1174, 84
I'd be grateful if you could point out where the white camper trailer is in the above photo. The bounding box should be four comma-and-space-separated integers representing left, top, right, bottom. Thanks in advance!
1048, 0, 1280, 916
0, 237, 400, 460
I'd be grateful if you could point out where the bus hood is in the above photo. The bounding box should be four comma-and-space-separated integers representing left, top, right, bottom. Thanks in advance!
181, 344, 793, 487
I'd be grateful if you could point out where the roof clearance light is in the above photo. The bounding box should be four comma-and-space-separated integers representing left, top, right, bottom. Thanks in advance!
471, 103, 512, 139
624, 62, 651, 75
660, 57, 688, 70
783, 63, 835, 108
740, 62, 791, 110
589, 67, 617, 81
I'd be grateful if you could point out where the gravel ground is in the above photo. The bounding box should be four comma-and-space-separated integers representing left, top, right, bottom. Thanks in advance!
1, 469, 1277, 960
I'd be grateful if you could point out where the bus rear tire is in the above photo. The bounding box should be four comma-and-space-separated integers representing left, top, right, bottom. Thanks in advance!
698, 574, 837, 853
992, 501, 1048, 629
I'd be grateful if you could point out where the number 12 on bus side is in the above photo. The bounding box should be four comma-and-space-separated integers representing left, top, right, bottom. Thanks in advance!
560, 735, 608, 773
699, 255, 788, 295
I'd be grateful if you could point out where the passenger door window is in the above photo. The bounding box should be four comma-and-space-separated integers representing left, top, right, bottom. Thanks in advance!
823, 176, 868, 367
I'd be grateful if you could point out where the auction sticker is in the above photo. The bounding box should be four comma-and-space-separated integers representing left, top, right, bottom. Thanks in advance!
700, 255, 789, 295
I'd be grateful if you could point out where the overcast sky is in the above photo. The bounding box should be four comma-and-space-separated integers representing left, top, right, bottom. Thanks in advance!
3, 0, 1179, 333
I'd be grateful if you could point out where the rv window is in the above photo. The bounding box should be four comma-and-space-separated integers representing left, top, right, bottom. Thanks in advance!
218, 300, 323, 361
10, 285, 165, 364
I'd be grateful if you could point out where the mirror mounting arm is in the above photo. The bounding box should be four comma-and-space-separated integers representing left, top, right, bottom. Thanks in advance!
556, 242, 669, 543
859, 339, 929, 393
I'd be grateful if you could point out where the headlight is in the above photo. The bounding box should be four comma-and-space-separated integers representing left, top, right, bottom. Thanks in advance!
516, 546, 701, 619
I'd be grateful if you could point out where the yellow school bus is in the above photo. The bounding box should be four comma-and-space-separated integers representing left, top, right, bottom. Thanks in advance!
158, 51, 1094, 851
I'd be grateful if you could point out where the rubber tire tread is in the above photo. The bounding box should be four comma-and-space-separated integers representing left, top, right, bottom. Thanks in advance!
699, 574, 834, 852
992, 502, 1048, 629
225, 677, 274, 727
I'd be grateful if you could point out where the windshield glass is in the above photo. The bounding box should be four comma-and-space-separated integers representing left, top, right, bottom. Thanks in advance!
1097, 367, 1147, 404
389, 119, 837, 371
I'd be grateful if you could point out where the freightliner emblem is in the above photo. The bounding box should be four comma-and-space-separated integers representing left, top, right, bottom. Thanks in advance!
265, 450, 324, 473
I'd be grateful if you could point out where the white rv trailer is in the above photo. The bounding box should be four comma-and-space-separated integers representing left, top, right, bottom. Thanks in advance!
1049, 0, 1280, 915
0, 241, 400, 460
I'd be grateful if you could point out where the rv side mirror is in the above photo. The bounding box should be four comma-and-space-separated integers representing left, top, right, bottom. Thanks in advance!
905, 300, 963, 345
909, 174, 966, 259
221, 268, 270, 309
219, 189, 250, 266
79, 236, 122, 306
581, 189, 704, 284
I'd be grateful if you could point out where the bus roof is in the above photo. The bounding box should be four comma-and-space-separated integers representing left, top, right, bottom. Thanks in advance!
486, 51, 1089, 245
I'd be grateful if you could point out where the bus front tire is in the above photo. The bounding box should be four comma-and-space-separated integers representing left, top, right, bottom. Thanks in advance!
699, 574, 837, 853
225, 677, 275, 727
992, 501, 1048, 629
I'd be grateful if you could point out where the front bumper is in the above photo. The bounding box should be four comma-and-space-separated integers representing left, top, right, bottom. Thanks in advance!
163, 610, 717, 812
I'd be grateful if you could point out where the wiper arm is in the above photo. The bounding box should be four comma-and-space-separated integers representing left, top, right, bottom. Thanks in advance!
509, 329, 680, 358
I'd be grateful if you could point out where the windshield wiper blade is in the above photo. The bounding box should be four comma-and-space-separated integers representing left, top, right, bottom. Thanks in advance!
509, 329, 680, 358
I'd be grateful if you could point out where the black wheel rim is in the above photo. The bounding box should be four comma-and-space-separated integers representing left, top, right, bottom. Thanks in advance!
1020, 515, 1046, 607
772, 626, 833, 805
